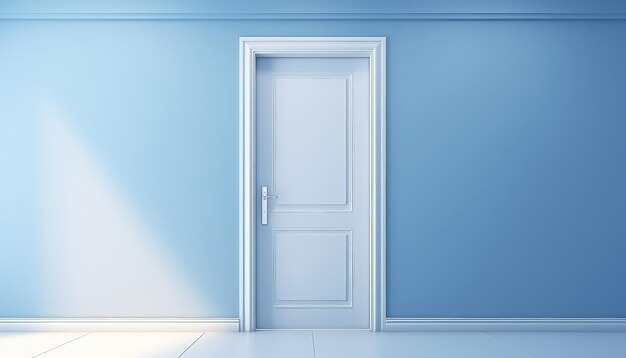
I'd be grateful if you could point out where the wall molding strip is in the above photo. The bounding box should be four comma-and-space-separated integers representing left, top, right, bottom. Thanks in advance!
1, 12, 626, 21
385, 318, 626, 332
0, 318, 240, 332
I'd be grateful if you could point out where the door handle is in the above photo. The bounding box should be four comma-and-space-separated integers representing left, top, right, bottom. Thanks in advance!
261, 185, 277, 225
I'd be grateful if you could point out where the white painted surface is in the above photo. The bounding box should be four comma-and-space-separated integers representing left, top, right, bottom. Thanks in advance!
274, 232, 351, 303
385, 318, 626, 332
0, 318, 239, 332
239, 37, 386, 332
255, 57, 370, 329
271, 75, 352, 210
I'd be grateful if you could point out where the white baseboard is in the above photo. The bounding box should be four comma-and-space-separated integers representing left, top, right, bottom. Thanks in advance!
385, 318, 626, 332
6, 317, 624, 332
0, 318, 240, 332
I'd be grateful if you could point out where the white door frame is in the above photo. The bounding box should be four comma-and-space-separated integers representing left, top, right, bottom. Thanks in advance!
239, 37, 386, 332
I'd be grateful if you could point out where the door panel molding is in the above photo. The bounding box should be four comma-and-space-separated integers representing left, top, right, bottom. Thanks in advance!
239, 37, 386, 331
272, 229, 353, 308
271, 72, 354, 213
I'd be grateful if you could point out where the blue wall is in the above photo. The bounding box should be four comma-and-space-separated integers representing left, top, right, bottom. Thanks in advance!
0, 1, 625, 318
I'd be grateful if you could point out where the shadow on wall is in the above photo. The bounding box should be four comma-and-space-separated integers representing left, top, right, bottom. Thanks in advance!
41, 105, 210, 317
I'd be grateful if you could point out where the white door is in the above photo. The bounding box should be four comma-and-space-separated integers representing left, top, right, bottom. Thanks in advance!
255, 57, 370, 329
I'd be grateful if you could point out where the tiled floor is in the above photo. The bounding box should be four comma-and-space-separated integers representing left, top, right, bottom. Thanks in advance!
1, 330, 626, 357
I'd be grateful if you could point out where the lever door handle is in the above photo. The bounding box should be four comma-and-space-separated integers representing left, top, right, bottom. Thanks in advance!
261, 186, 277, 225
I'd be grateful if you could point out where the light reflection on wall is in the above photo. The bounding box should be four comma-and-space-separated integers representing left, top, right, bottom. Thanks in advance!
41, 106, 209, 317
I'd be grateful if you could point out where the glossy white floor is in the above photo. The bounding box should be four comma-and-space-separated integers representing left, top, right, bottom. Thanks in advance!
1, 330, 626, 358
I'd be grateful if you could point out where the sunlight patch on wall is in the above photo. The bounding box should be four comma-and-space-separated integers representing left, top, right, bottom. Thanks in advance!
41, 106, 210, 317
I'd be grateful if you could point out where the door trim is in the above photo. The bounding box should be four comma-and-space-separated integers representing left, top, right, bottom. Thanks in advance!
239, 37, 386, 332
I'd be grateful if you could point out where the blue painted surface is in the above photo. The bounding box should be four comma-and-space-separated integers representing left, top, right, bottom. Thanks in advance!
386, 21, 626, 317
0, 1, 625, 318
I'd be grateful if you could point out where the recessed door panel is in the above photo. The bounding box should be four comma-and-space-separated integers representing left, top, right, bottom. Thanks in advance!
256, 57, 370, 329
273, 75, 352, 211
273, 230, 352, 306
